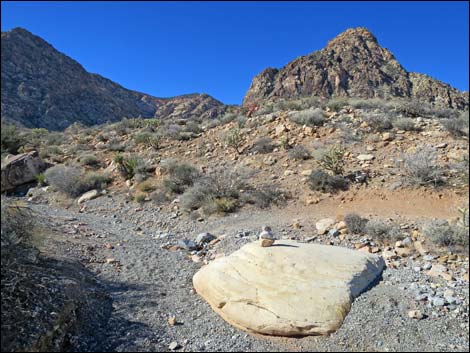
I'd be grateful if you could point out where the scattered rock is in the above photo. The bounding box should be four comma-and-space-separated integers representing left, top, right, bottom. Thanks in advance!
178, 239, 198, 251
315, 218, 335, 235
77, 189, 101, 204
169, 341, 180, 350
408, 310, 423, 320
195, 232, 216, 245
357, 154, 375, 161
1, 151, 47, 192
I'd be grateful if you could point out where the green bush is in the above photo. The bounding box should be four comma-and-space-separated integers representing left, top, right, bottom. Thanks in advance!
393, 118, 420, 131
251, 137, 275, 154
79, 153, 99, 167
288, 145, 311, 160
315, 145, 346, 175
1, 121, 25, 155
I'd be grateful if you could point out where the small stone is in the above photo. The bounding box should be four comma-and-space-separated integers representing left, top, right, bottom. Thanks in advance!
432, 297, 445, 307
292, 221, 301, 230
423, 262, 432, 270
77, 189, 100, 204
106, 258, 117, 264
178, 239, 198, 251
408, 310, 423, 320
336, 221, 347, 230
395, 241, 404, 248
395, 247, 413, 257
301, 169, 313, 176
413, 267, 422, 272
196, 232, 216, 245
315, 218, 335, 235
358, 246, 371, 253
169, 341, 180, 350
382, 250, 397, 260
168, 316, 177, 326
357, 154, 375, 161
284, 170, 295, 176
260, 238, 275, 247
436, 143, 447, 149
192, 255, 201, 263
328, 229, 340, 237
382, 132, 393, 141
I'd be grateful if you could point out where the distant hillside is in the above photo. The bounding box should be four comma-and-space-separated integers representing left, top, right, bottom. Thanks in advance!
1, 28, 226, 130
243, 27, 468, 110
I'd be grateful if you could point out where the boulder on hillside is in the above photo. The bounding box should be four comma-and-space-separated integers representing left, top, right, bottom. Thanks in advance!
193, 240, 385, 336
1, 151, 47, 192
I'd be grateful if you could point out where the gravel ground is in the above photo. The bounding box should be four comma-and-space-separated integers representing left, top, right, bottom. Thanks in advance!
24, 190, 469, 352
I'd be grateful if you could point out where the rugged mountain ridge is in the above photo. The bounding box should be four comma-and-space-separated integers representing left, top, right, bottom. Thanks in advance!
1, 28, 226, 130
243, 27, 468, 110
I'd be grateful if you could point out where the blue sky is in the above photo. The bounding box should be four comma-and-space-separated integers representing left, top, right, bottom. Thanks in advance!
1, 1, 468, 104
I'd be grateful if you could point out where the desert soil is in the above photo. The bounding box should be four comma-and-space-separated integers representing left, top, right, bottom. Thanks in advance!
21, 187, 469, 352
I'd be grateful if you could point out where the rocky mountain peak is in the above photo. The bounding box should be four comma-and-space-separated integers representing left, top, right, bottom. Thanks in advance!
325, 27, 379, 50
243, 28, 468, 110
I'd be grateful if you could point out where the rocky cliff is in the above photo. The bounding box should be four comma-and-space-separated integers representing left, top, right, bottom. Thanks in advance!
1, 28, 226, 130
243, 27, 468, 110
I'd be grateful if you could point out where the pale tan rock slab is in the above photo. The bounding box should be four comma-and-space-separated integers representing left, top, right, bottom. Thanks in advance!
193, 240, 385, 336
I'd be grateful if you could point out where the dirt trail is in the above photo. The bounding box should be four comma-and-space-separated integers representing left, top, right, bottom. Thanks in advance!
28, 190, 469, 352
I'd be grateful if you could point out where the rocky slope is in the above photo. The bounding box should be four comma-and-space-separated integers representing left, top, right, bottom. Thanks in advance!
1, 28, 226, 130
243, 27, 469, 110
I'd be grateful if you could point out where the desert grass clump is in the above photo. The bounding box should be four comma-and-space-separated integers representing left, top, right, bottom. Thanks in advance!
401, 145, 444, 187
288, 145, 311, 160
344, 213, 369, 234
289, 108, 325, 127
251, 137, 275, 154
134, 192, 147, 203
422, 220, 469, 248
1, 121, 26, 155
137, 179, 157, 193
308, 170, 349, 193
393, 117, 420, 131
315, 145, 346, 175
364, 220, 401, 243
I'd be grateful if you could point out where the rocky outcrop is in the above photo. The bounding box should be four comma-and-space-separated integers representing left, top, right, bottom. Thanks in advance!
1, 151, 47, 192
243, 27, 468, 110
1, 28, 226, 130
193, 240, 385, 336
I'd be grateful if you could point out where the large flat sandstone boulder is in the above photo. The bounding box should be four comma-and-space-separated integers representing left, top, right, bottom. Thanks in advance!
193, 240, 385, 336
1, 151, 47, 192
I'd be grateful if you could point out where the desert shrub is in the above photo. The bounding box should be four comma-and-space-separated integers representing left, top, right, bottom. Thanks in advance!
1, 121, 25, 155
244, 184, 286, 209
133, 132, 161, 149
348, 98, 389, 111
442, 112, 469, 137
308, 170, 349, 193
289, 108, 325, 127
344, 213, 369, 234
221, 128, 244, 154
393, 117, 420, 131
134, 192, 146, 203
137, 179, 157, 193
362, 112, 393, 132
150, 188, 170, 205
79, 153, 99, 167
422, 220, 469, 248
39, 146, 63, 159
398, 100, 432, 118
44, 166, 109, 197
326, 97, 349, 111
315, 145, 346, 175
364, 220, 401, 243
288, 145, 311, 160
340, 126, 364, 145
162, 160, 201, 194
114, 154, 148, 180
220, 113, 240, 124
36, 173, 46, 186
183, 121, 203, 134
251, 137, 275, 154
401, 145, 444, 186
